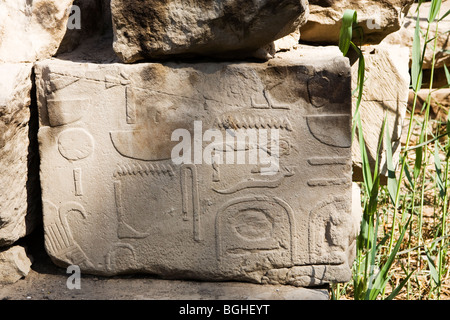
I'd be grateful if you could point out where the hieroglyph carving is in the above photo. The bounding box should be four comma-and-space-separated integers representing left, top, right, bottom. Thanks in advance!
36, 51, 355, 286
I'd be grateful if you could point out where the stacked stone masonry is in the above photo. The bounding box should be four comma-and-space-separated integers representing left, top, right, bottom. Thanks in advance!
0, 0, 423, 291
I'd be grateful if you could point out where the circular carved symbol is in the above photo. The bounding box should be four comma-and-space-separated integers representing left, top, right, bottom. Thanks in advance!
58, 128, 94, 161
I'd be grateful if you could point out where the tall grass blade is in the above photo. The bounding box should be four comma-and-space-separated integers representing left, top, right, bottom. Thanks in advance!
438, 9, 450, 21
412, 13, 423, 92
444, 64, 450, 86
365, 215, 412, 300
404, 162, 415, 189
384, 118, 398, 205
339, 10, 358, 56
406, 130, 450, 151
414, 146, 423, 180
434, 140, 446, 200
351, 44, 366, 142
356, 113, 373, 191
428, 0, 443, 23
425, 247, 440, 285
386, 271, 414, 300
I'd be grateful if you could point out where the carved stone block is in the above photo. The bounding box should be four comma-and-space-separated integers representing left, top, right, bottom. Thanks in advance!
35, 48, 357, 287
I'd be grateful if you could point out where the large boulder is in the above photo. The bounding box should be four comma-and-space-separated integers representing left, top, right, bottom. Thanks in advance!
0, 64, 40, 247
111, 0, 309, 63
0, 0, 74, 63
300, 0, 414, 45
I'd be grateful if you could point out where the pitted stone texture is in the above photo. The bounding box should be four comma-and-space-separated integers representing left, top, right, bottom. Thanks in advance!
0, 0, 74, 63
36, 48, 356, 287
111, 0, 309, 63
351, 44, 410, 183
0, 63, 40, 247
300, 0, 414, 45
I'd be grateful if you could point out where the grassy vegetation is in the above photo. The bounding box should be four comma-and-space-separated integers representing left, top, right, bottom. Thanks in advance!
332, 0, 450, 300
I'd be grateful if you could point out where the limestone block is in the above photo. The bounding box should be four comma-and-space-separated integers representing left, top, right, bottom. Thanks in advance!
382, 1, 450, 70
0, 0, 74, 63
36, 47, 357, 287
300, 0, 414, 45
351, 44, 410, 183
110, 0, 309, 63
0, 246, 32, 285
0, 63, 40, 247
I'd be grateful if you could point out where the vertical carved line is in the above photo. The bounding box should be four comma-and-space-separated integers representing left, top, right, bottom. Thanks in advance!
73, 168, 83, 196
181, 168, 189, 222
181, 165, 202, 241
126, 86, 137, 125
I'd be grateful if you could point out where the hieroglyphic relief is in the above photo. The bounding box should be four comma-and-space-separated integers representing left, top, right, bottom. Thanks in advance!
215, 196, 295, 265
125, 86, 137, 125
73, 168, 83, 196
105, 243, 137, 273
180, 164, 202, 241
306, 114, 352, 148
46, 99, 89, 127
37, 55, 354, 284
307, 197, 353, 265
216, 113, 293, 131
58, 128, 95, 161
113, 162, 178, 240
251, 89, 291, 110
43, 201, 94, 270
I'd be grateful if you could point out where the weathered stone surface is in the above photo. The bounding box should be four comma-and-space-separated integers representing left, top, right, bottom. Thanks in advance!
0, 0, 74, 63
0, 269, 329, 300
111, 0, 309, 63
273, 30, 301, 53
382, 1, 450, 70
351, 44, 410, 183
0, 63, 40, 247
0, 246, 32, 285
300, 0, 414, 45
35, 47, 357, 287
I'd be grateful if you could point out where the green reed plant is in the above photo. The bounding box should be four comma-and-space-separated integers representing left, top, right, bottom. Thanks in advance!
333, 0, 450, 299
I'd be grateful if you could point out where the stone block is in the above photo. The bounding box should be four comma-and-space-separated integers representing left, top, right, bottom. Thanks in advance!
35, 47, 357, 287
0, 63, 40, 247
110, 0, 309, 63
0, 0, 74, 63
300, 0, 414, 45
